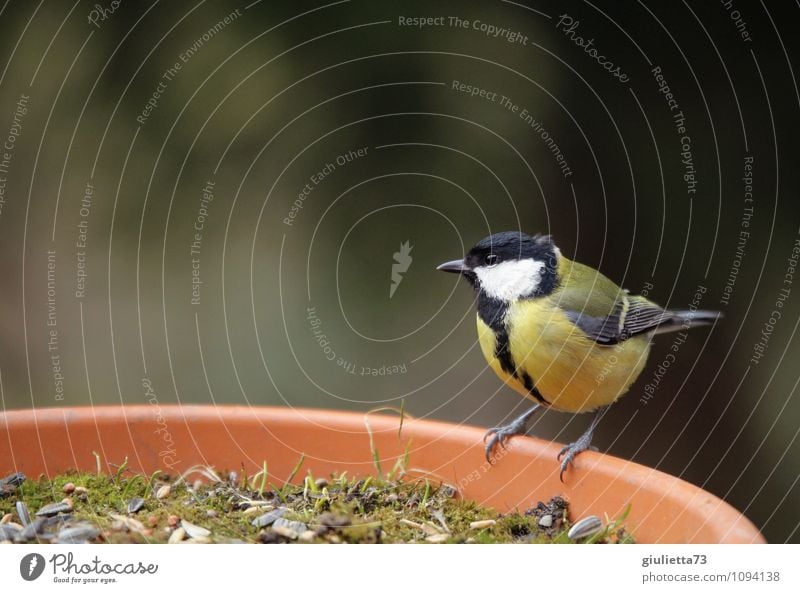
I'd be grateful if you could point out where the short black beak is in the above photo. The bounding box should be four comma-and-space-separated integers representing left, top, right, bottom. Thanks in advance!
436, 259, 468, 274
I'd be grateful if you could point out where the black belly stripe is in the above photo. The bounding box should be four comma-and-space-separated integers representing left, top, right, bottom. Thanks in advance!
520, 372, 548, 405
494, 328, 516, 376
477, 293, 519, 376
481, 296, 549, 407
494, 312, 550, 406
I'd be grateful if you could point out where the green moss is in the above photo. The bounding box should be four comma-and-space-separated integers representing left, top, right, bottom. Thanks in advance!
0, 467, 634, 544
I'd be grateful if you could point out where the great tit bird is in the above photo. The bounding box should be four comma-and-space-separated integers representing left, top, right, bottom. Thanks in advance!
437, 231, 721, 481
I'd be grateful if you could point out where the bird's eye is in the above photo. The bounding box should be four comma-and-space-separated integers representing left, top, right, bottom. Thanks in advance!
484, 254, 499, 266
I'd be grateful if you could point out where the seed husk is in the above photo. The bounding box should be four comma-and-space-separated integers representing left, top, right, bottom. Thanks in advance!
298, 530, 316, 542
538, 515, 553, 528
251, 508, 288, 528
469, 519, 497, 530
271, 525, 298, 539
245, 500, 274, 508
0, 523, 21, 542
424, 533, 449, 543
399, 518, 424, 530
16, 517, 45, 542
57, 523, 100, 544
155, 485, 171, 500
127, 497, 145, 514
168, 527, 186, 543
15, 501, 31, 526
0, 472, 26, 488
109, 513, 147, 535
181, 519, 211, 539
421, 521, 442, 536
318, 513, 351, 529
273, 517, 307, 534
36, 500, 73, 517
431, 509, 450, 533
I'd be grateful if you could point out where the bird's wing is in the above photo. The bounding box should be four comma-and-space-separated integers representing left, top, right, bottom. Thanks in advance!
565, 297, 673, 345
553, 259, 669, 345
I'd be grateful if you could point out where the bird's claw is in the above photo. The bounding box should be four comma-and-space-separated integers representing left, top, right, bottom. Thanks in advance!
482, 406, 541, 465
557, 442, 598, 482
483, 425, 518, 463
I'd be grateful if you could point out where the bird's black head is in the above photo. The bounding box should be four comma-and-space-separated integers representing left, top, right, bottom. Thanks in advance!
437, 231, 560, 301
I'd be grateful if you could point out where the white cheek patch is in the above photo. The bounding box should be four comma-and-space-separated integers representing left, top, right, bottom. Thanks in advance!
474, 259, 545, 301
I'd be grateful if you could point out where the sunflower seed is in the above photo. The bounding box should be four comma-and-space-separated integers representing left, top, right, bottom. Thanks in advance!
16, 518, 45, 542
36, 501, 73, 517
43, 516, 71, 531
425, 533, 449, 543
15, 501, 31, 526
127, 497, 145, 514
469, 519, 497, 529
181, 520, 210, 539
0, 523, 21, 542
568, 515, 604, 540
538, 515, 553, 528
168, 527, 186, 543
155, 485, 171, 500
252, 507, 288, 528
273, 518, 307, 534
0, 472, 25, 487
57, 523, 100, 544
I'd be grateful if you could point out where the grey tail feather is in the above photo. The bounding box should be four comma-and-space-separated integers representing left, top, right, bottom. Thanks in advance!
652, 309, 723, 335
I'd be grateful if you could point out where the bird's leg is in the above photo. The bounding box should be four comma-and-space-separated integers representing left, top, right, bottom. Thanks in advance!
483, 405, 541, 463
558, 407, 608, 482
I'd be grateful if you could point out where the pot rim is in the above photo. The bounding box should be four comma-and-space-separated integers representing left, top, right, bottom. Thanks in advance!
0, 404, 765, 544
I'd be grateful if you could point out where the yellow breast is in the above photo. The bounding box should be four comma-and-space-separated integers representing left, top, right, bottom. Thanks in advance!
476, 300, 651, 413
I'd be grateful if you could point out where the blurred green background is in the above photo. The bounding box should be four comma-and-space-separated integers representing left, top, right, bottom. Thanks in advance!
0, 0, 798, 541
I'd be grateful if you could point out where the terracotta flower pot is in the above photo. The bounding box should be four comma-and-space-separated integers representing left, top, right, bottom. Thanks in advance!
0, 405, 763, 543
